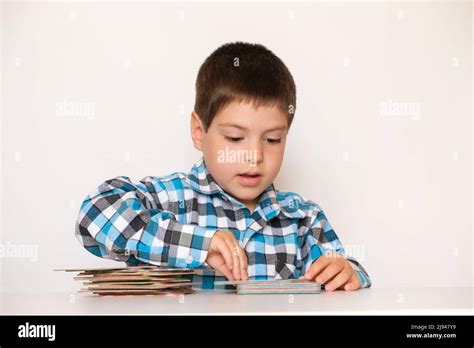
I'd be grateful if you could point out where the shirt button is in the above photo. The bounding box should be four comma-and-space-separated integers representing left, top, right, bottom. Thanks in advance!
186, 255, 194, 264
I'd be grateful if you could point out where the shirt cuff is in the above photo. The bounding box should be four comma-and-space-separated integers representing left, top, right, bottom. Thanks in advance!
174, 226, 219, 268
346, 257, 372, 289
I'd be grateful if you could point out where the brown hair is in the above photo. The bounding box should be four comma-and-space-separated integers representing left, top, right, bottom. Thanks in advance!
194, 42, 296, 132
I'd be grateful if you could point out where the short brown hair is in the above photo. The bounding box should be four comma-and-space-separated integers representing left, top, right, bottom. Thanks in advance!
194, 42, 296, 132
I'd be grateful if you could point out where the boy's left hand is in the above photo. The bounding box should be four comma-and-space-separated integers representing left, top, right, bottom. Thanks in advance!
299, 252, 361, 291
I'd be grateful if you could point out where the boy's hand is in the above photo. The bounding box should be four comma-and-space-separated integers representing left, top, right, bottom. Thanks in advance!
206, 230, 249, 281
299, 252, 360, 291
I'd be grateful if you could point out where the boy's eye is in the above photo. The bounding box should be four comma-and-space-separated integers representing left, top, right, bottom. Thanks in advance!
266, 138, 281, 144
225, 136, 243, 142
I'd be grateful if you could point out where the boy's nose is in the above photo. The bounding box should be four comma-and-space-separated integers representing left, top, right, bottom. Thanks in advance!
247, 144, 264, 166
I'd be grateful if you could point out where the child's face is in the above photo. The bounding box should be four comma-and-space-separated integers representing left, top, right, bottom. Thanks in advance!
191, 100, 288, 210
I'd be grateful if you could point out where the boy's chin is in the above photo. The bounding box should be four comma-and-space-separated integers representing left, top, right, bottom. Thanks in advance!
229, 187, 263, 201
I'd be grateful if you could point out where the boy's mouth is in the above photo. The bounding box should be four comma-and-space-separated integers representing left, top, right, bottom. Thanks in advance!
237, 172, 263, 186
238, 171, 262, 177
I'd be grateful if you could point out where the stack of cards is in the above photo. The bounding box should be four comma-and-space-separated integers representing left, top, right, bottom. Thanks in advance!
55, 266, 201, 296
213, 279, 322, 294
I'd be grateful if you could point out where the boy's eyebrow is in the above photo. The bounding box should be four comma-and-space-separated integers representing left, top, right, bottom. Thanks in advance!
218, 123, 288, 132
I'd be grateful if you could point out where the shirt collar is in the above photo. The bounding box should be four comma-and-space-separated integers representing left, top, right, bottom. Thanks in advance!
185, 156, 306, 220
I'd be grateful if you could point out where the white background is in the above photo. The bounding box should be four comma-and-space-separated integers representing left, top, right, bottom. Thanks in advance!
1, 1, 472, 295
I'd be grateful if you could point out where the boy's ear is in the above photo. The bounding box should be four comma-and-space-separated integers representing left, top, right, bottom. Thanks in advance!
190, 111, 204, 151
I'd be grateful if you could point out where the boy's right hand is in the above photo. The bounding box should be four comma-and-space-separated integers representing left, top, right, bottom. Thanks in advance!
206, 230, 248, 281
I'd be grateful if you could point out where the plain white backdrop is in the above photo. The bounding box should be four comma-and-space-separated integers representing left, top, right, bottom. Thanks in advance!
1, 1, 472, 296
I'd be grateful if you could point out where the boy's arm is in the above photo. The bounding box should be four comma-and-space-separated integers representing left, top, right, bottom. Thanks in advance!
75, 176, 219, 268
300, 204, 372, 288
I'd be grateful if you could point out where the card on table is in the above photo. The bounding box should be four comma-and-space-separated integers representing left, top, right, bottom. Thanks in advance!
56, 265, 198, 297
213, 279, 323, 295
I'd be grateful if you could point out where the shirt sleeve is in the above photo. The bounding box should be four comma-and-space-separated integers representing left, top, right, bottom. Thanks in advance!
74, 176, 219, 268
300, 203, 372, 289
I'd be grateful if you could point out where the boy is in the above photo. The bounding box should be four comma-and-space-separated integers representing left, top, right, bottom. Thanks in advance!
75, 42, 371, 291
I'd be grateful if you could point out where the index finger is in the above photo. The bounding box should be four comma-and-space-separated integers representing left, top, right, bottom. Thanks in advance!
236, 243, 248, 280
217, 238, 234, 271
224, 238, 241, 280
304, 256, 331, 280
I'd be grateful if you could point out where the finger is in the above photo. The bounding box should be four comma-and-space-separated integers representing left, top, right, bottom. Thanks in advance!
242, 267, 249, 280
224, 238, 241, 280
304, 256, 331, 280
217, 263, 235, 281
229, 239, 242, 280
315, 261, 344, 284
217, 238, 234, 271
236, 244, 248, 280
344, 273, 361, 291
325, 267, 352, 291
205, 253, 234, 281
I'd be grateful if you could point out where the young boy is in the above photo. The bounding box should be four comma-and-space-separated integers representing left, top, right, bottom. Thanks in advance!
75, 42, 371, 291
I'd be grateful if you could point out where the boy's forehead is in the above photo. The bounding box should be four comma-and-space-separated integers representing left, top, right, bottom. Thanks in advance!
214, 100, 288, 130
218, 123, 287, 132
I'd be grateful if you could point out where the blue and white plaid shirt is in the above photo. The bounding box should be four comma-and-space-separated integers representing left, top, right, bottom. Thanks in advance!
75, 156, 372, 290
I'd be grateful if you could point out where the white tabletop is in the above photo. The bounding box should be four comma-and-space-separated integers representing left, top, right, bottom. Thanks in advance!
1, 287, 472, 315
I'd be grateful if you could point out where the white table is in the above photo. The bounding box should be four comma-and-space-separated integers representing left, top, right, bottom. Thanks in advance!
1, 287, 472, 315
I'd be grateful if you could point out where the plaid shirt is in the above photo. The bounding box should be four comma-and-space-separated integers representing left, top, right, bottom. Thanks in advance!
75, 156, 372, 290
